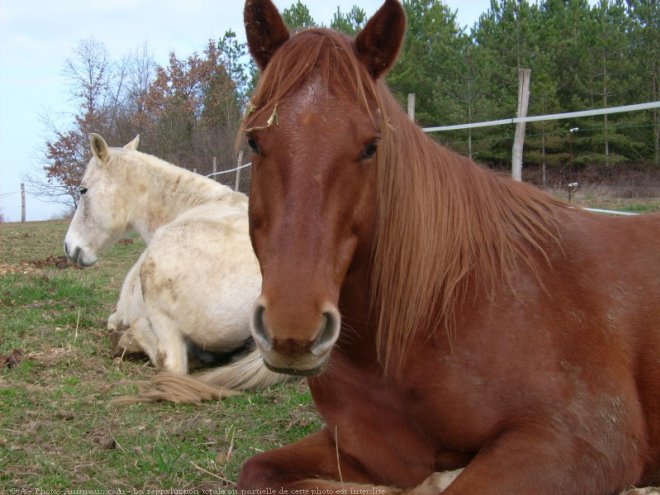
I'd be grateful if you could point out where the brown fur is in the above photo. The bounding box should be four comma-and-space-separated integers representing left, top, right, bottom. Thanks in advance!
242, 22, 566, 370
238, 1, 660, 493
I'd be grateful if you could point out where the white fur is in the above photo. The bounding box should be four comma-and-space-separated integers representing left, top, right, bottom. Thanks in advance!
65, 134, 289, 391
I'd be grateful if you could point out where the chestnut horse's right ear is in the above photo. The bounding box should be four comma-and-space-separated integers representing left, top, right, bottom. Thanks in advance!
355, 0, 406, 79
89, 133, 109, 162
244, 0, 290, 70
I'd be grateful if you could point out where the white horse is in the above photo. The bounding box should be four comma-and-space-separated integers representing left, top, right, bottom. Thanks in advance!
64, 134, 289, 398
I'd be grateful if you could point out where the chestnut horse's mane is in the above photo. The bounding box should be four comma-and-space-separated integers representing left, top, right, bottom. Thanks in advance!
242, 28, 568, 368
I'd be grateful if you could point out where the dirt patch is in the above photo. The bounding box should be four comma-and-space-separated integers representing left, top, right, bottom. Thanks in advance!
0, 263, 41, 276
0, 256, 81, 276
0, 348, 86, 372
0, 349, 23, 369
26, 255, 80, 269
28, 347, 78, 367
88, 428, 118, 450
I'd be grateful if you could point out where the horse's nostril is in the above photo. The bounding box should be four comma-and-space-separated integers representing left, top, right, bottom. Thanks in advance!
312, 310, 340, 356
251, 303, 274, 351
71, 247, 81, 264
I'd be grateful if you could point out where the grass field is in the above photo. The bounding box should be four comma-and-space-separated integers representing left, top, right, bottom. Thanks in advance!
0, 220, 319, 492
2, 194, 659, 492
564, 185, 660, 213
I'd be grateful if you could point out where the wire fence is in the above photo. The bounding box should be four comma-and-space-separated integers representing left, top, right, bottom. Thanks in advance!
205, 161, 252, 178
205, 100, 660, 183
422, 101, 660, 133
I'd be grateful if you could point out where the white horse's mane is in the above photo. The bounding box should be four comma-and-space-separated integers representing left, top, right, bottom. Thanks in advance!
108, 146, 246, 209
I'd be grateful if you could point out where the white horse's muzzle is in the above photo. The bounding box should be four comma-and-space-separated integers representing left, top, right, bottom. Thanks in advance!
64, 238, 98, 267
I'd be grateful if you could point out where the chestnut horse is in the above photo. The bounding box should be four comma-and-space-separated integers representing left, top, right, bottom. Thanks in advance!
238, 1, 660, 493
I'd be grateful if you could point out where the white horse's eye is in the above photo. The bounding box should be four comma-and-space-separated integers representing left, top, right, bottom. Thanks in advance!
79, 187, 88, 195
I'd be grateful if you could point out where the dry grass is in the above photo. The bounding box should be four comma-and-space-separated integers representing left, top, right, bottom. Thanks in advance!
551, 183, 660, 213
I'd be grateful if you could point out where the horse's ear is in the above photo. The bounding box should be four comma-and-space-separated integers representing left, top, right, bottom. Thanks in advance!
89, 133, 109, 162
124, 135, 140, 151
355, 0, 406, 79
244, 0, 290, 70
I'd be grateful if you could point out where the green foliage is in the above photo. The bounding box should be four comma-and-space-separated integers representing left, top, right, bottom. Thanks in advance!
330, 6, 367, 35
386, 0, 659, 171
282, 1, 317, 30
389, 0, 471, 126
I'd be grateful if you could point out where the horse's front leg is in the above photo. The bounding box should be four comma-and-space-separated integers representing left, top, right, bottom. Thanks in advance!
148, 311, 188, 374
238, 428, 404, 494
107, 310, 124, 332
121, 316, 159, 364
428, 424, 643, 495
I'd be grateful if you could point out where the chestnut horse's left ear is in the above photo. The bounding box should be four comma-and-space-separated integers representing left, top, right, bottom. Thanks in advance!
244, 0, 290, 70
355, 0, 406, 79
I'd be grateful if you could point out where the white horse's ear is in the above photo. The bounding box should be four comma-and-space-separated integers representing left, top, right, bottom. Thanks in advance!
124, 135, 140, 151
89, 133, 110, 162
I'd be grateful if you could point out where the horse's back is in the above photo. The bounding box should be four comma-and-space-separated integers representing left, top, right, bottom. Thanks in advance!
559, 210, 660, 332
139, 202, 260, 350
549, 209, 660, 478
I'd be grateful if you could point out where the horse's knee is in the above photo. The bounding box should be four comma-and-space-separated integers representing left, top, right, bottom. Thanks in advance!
237, 454, 286, 490
117, 331, 144, 354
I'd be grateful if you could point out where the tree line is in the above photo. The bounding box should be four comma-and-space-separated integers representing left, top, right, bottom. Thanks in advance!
386, 0, 658, 185
34, 0, 659, 207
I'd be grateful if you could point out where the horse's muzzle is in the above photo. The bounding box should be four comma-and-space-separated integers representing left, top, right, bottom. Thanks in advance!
250, 299, 341, 375
262, 359, 328, 377
64, 241, 96, 267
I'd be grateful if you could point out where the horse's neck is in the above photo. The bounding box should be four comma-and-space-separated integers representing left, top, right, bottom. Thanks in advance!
338, 248, 380, 343
126, 162, 236, 242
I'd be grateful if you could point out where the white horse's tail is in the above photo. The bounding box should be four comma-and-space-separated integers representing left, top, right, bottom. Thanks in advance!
112, 349, 292, 405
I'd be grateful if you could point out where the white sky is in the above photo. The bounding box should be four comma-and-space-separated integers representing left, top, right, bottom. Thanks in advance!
0, 0, 491, 222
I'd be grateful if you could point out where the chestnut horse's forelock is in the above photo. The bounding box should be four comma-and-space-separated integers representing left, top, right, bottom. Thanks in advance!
242, 29, 383, 132
241, 27, 568, 369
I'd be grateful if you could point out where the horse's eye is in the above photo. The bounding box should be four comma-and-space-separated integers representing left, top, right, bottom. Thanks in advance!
361, 139, 379, 160
247, 135, 259, 153
79, 187, 88, 195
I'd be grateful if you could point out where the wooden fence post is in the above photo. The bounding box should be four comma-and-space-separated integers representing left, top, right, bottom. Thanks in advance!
235, 150, 244, 192
512, 68, 531, 182
407, 93, 416, 121
21, 183, 26, 222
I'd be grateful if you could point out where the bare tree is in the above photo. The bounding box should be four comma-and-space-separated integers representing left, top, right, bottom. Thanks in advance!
27, 39, 114, 207
63, 38, 111, 121
115, 42, 158, 143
